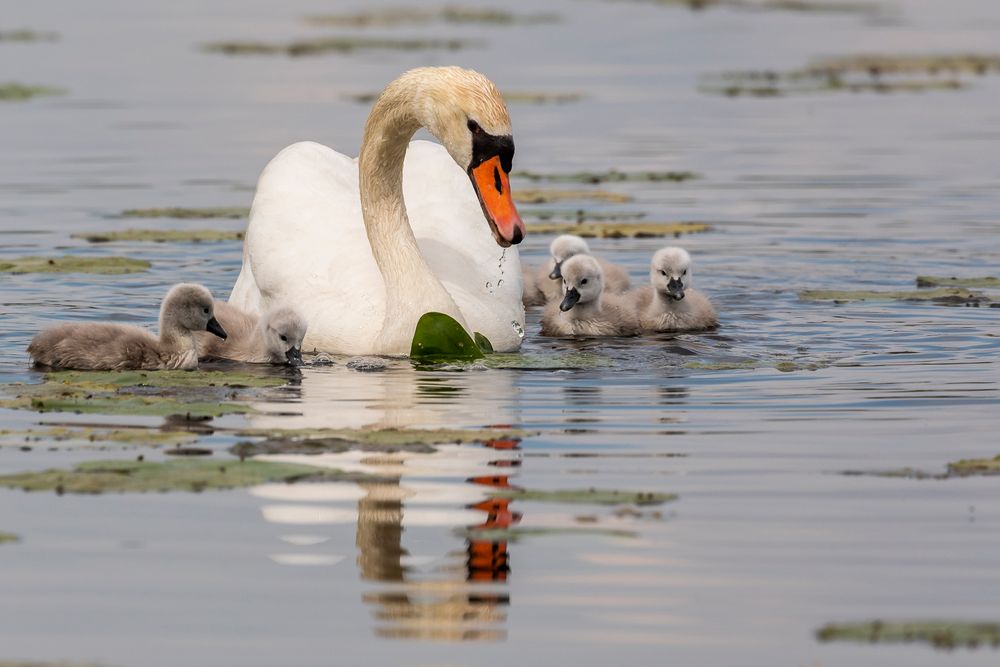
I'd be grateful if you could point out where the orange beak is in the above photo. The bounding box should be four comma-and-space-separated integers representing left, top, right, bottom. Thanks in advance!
469, 155, 525, 247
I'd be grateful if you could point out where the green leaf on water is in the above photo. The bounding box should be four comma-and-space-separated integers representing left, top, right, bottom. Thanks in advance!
816, 620, 1000, 650
410, 312, 484, 362
473, 332, 494, 354
0, 458, 359, 494
0, 256, 150, 275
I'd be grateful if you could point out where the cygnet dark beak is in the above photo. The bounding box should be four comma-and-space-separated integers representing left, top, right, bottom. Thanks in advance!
560, 287, 581, 312
667, 278, 686, 301
549, 261, 562, 280
285, 346, 303, 366
206, 317, 228, 340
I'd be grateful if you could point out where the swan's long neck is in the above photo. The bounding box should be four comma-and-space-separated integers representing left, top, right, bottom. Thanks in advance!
359, 80, 465, 353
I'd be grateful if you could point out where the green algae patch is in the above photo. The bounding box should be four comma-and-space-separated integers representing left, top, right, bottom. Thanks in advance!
233, 426, 525, 452
120, 207, 249, 219
0, 532, 18, 544
514, 169, 699, 184
0, 29, 59, 42
0, 458, 353, 494
948, 454, 1000, 477
0, 256, 150, 275
816, 620, 1000, 650
513, 188, 632, 204
844, 454, 1000, 480
916, 275, 1000, 289
491, 488, 676, 506
702, 77, 965, 97
457, 526, 636, 542
482, 352, 613, 370
0, 427, 197, 448
410, 312, 484, 362
523, 209, 647, 223
800, 287, 985, 304
204, 37, 474, 57
684, 360, 757, 371
305, 7, 558, 27
527, 221, 711, 238
624, 0, 884, 13
74, 229, 244, 243
0, 83, 64, 101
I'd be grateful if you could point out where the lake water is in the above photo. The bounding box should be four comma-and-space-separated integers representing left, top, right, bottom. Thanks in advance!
1, 0, 999, 665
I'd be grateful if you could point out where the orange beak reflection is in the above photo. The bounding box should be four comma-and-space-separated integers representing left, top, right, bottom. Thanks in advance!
470, 156, 525, 247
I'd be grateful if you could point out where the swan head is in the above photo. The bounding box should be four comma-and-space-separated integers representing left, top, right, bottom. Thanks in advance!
261, 306, 308, 366
548, 234, 592, 280
401, 67, 526, 248
162, 283, 227, 339
559, 255, 604, 312
650, 247, 692, 301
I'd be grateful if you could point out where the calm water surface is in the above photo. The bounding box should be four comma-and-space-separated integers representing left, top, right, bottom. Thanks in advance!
1, 0, 999, 665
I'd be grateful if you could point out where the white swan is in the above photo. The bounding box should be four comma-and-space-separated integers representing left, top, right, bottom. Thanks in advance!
229, 67, 527, 355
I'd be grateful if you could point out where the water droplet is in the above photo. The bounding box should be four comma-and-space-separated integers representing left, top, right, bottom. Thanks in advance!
497, 279, 504, 288
485, 281, 493, 289
511, 320, 524, 339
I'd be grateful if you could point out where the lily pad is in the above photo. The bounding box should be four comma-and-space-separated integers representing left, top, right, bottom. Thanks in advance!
514, 169, 699, 184
0, 256, 150, 274
457, 526, 637, 541
0, 427, 197, 448
0, 458, 358, 494
916, 275, 1000, 289
0, 532, 18, 544
816, 620, 1000, 650
474, 332, 494, 354
490, 488, 676, 506
203, 37, 474, 57
74, 229, 244, 243
513, 188, 631, 204
799, 287, 985, 303
119, 207, 249, 219
0, 83, 64, 101
410, 312, 484, 362
527, 221, 711, 238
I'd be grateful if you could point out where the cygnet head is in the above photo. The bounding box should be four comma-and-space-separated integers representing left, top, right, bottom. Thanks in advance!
370, 67, 525, 247
650, 247, 692, 301
261, 307, 308, 366
559, 255, 604, 312
548, 234, 592, 280
161, 284, 227, 339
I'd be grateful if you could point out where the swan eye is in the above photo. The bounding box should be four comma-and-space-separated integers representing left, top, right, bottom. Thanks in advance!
280, 335, 288, 342
581, 278, 589, 285
467, 119, 482, 134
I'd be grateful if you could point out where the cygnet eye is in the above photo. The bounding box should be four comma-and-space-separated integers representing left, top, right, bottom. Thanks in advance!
203, 307, 210, 314
659, 269, 667, 276
682, 269, 687, 276
280, 335, 288, 342
581, 278, 589, 285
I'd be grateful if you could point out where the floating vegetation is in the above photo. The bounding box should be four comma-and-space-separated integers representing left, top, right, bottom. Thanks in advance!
816, 620, 1000, 650
0, 427, 197, 448
457, 526, 636, 542
526, 221, 711, 238
916, 275, 1000, 289
0, 532, 18, 544
514, 169, 699, 184
0, 255, 150, 275
232, 426, 522, 457
618, 0, 885, 14
0, 83, 64, 101
120, 207, 249, 219
799, 287, 986, 304
490, 488, 676, 506
204, 37, 474, 57
410, 312, 485, 362
74, 229, 244, 243
522, 208, 647, 223
703, 53, 1000, 98
684, 360, 757, 371
481, 352, 613, 370
0, 458, 356, 494
513, 188, 632, 204
304, 7, 559, 27
0, 29, 60, 42
346, 91, 581, 105
0, 370, 285, 417
845, 453, 1000, 480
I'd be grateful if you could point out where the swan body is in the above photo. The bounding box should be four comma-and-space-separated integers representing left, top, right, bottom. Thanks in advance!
230, 67, 527, 355
540, 255, 639, 337
633, 247, 717, 332
195, 301, 307, 365
27, 284, 227, 371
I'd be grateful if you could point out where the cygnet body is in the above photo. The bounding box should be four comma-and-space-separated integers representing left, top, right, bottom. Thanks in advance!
523, 234, 631, 307
195, 301, 307, 365
27, 283, 227, 371
632, 247, 717, 332
540, 255, 639, 337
